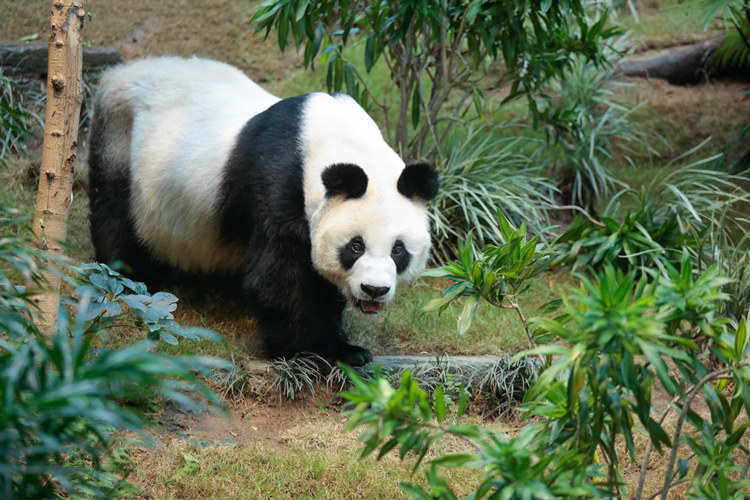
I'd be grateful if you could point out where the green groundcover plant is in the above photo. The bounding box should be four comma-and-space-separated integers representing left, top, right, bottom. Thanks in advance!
0, 207, 229, 499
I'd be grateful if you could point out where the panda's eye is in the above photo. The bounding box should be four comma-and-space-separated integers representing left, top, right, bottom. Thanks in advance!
392, 241, 404, 257
349, 237, 365, 255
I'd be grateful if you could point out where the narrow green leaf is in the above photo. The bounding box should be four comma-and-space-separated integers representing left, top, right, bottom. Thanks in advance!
434, 385, 446, 423
334, 56, 344, 92
456, 294, 480, 338
364, 32, 377, 72
344, 62, 357, 97
736, 318, 747, 359
411, 85, 421, 129
430, 453, 476, 467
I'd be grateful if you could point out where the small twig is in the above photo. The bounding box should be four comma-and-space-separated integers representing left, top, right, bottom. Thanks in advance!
647, 478, 692, 500
488, 296, 544, 365
553, 204, 605, 228
635, 392, 682, 499
742, 446, 750, 480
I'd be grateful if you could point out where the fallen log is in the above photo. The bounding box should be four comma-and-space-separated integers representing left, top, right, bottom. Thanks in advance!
617, 38, 723, 84
0, 43, 121, 79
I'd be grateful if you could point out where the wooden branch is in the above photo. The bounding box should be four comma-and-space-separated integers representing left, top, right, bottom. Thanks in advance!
31, 0, 85, 334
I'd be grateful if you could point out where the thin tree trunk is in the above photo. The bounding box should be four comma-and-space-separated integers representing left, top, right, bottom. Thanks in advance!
31, 0, 85, 334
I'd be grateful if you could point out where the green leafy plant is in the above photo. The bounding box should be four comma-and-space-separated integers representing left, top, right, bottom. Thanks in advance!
269, 353, 325, 400
341, 366, 607, 498
428, 128, 557, 263
547, 36, 663, 208
252, 0, 618, 160
0, 71, 40, 165
675, 0, 750, 71
697, 227, 750, 323
554, 157, 750, 276
341, 214, 750, 498
71, 262, 222, 346
423, 212, 553, 345
0, 208, 229, 499
552, 198, 697, 275
638, 150, 750, 236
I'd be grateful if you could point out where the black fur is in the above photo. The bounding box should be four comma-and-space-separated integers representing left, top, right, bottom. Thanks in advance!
216, 96, 372, 365
338, 236, 365, 271
391, 240, 411, 274
397, 163, 440, 202
322, 163, 368, 199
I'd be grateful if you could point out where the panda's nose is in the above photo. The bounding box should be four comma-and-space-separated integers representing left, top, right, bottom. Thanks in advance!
361, 284, 390, 298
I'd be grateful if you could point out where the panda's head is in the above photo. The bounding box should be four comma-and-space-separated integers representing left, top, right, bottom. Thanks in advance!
309, 162, 439, 314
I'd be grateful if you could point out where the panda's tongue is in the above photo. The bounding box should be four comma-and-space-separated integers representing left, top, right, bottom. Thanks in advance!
360, 300, 383, 314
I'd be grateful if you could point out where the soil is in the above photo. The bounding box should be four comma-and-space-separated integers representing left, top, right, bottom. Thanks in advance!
162, 395, 338, 450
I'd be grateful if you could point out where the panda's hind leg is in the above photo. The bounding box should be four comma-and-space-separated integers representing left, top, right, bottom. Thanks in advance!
87, 99, 170, 286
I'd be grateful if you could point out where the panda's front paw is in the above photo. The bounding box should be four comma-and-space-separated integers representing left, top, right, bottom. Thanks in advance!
333, 342, 373, 367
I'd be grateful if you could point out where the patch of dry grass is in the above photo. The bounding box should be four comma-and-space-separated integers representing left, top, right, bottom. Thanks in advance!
616, 78, 750, 166
130, 409, 485, 499
1, 0, 305, 95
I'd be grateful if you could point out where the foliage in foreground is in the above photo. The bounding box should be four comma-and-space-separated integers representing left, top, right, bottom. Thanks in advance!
342, 213, 750, 499
0, 208, 229, 499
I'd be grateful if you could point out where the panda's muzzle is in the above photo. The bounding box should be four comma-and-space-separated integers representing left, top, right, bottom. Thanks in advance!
356, 284, 390, 314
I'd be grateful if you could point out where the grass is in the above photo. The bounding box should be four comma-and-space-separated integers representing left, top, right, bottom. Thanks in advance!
130, 413, 485, 499
613, 0, 718, 50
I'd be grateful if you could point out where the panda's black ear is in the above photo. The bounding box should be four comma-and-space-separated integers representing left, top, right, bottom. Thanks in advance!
397, 163, 439, 202
322, 163, 369, 199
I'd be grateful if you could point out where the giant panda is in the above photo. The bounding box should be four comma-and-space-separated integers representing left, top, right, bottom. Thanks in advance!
88, 56, 439, 366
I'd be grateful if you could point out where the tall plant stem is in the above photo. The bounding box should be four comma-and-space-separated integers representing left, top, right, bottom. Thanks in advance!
490, 296, 544, 365
660, 365, 737, 500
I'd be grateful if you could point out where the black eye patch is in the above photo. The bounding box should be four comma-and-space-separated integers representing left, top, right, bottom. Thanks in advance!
339, 236, 365, 270
391, 240, 411, 274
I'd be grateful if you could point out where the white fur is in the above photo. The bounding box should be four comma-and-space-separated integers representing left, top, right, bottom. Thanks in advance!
97, 57, 279, 272
302, 94, 432, 305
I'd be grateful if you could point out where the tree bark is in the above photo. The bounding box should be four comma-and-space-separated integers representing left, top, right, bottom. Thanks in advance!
31, 0, 84, 334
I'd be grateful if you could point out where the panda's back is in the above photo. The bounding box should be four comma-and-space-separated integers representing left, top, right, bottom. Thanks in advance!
98, 57, 281, 273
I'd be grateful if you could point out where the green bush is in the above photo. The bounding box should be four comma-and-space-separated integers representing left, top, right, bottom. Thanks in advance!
341, 217, 750, 499
0, 71, 40, 165
428, 129, 557, 263
0, 208, 229, 499
252, 0, 618, 161
547, 36, 663, 208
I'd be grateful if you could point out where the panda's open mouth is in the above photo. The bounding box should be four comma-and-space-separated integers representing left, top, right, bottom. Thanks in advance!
355, 299, 383, 314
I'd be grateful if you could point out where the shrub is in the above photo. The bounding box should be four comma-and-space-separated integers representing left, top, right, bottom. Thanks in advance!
547, 37, 663, 208
0, 208, 229, 498
0, 71, 40, 165
341, 219, 750, 499
428, 128, 557, 263
554, 156, 750, 277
